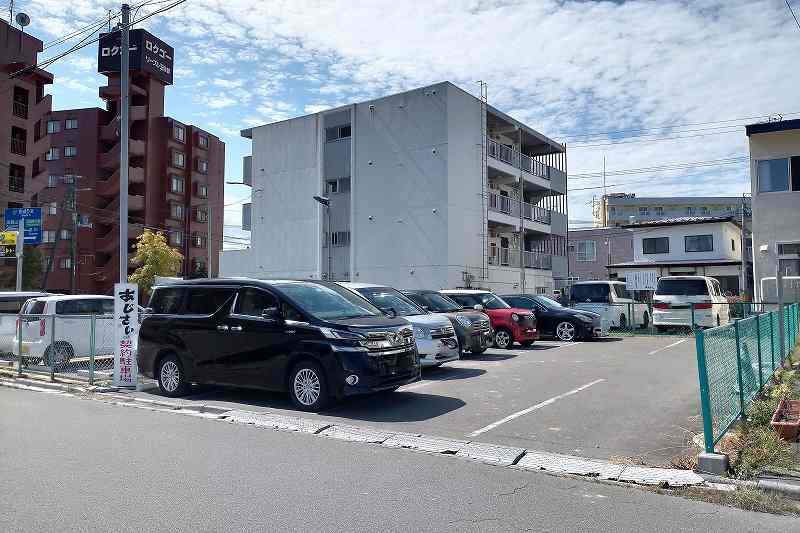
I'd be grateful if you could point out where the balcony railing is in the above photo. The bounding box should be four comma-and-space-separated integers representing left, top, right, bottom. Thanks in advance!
8, 175, 24, 193
10, 138, 26, 155
487, 137, 551, 180
488, 191, 551, 225
12, 101, 28, 119
487, 246, 552, 270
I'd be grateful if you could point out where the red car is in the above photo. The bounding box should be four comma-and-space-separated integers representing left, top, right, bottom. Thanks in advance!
440, 290, 537, 349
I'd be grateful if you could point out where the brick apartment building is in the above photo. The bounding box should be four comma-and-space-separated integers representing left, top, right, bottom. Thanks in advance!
29, 28, 224, 294
0, 19, 53, 286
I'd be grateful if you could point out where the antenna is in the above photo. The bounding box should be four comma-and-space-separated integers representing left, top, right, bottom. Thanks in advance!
15, 11, 29, 26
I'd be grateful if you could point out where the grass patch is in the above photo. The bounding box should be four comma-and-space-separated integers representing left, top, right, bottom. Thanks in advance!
668, 486, 800, 515
733, 426, 795, 479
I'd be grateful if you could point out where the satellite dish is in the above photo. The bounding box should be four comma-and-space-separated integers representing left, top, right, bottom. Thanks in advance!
16, 12, 31, 27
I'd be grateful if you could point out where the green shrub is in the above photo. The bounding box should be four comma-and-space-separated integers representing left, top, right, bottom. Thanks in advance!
748, 397, 780, 426
734, 426, 795, 479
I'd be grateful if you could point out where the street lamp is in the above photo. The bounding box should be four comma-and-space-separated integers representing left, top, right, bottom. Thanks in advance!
313, 195, 332, 281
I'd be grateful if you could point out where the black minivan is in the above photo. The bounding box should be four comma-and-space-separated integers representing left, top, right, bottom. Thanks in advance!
138, 279, 421, 410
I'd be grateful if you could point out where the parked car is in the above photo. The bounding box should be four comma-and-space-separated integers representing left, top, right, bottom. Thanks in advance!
339, 283, 459, 367
13, 295, 115, 366
652, 276, 731, 330
500, 294, 608, 341
0, 291, 49, 355
439, 289, 537, 349
569, 281, 650, 328
138, 279, 421, 410
402, 289, 493, 355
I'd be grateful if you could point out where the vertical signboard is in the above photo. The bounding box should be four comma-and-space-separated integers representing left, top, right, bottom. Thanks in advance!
4, 207, 42, 244
113, 283, 139, 387
98, 28, 174, 85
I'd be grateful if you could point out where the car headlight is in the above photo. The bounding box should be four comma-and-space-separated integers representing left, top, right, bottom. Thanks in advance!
455, 315, 471, 328
511, 313, 520, 322
578, 315, 593, 323
413, 326, 430, 340
318, 327, 366, 343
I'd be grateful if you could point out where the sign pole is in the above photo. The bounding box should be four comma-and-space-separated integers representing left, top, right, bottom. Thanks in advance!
119, 3, 130, 284
15, 218, 23, 291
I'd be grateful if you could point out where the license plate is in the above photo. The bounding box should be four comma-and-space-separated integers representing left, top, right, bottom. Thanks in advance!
21, 345, 29, 354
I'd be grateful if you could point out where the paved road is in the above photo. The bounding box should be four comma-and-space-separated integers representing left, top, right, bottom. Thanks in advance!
0, 386, 795, 532
132, 336, 701, 465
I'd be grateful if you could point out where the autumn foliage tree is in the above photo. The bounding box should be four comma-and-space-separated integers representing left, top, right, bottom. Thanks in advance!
128, 230, 183, 296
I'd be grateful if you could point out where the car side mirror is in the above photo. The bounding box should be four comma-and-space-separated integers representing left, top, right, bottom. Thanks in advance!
421, 305, 430, 311
473, 304, 484, 311
380, 307, 397, 318
262, 307, 284, 324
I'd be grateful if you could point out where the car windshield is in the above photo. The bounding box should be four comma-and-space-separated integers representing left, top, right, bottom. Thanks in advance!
356, 287, 425, 316
533, 295, 563, 309
275, 282, 383, 320
571, 284, 610, 303
407, 292, 462, 313
656, 279, 709, 296
447, 293, 510, 310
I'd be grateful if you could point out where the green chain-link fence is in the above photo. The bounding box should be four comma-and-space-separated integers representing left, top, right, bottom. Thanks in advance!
695, 303, 800, 453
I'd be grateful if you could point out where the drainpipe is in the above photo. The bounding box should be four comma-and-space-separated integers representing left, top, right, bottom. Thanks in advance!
519, 127, 525, 293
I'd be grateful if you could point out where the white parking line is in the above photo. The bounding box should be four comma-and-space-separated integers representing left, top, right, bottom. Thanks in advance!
647, 339, 687, 356
466, 379, 606, 438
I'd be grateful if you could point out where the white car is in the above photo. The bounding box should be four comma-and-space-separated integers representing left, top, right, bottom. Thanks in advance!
653, 276, 730, 330
0, 292, 49, 355
13, 295, 116, 366
569, 281, 650, 329
338, 283, 460, 367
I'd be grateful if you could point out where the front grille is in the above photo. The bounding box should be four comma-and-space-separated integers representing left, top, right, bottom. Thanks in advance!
475, 319, 491, 332
519, 315, 536, 327
365, 328, 415, 353
430, 325, 456, 339
370, 349, 417, 377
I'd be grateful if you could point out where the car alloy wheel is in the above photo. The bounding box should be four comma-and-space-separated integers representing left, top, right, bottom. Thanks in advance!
494, 329, 512, 349
293, 368, 322, 407
556, 321, 576, 341
160, 360, 181, 393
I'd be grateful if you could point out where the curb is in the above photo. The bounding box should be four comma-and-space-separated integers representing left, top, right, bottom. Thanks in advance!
3, 373, 706, 489
699, 473, 800, 499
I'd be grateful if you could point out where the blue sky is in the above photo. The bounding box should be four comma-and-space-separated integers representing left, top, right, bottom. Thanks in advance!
9, 0, 800, 244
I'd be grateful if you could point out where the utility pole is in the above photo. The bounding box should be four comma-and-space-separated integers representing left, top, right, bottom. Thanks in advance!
602, 155, 607, 226
15, 218, 23, 291
69, 181, 78, 293
207, 206, 212, 278
739, 194, 747, 298
41, 186, 70, 291
119, 2, 130, 283
518, 127, 525, 294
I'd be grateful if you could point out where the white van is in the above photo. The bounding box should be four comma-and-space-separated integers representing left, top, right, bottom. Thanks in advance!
652, 276, 730, 330
569, 281, 650, 328
13, 295, 116, 366
0, 292, 49, 355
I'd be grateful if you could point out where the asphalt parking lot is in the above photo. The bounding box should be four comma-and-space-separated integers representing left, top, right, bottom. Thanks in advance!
132, 336, 701, 466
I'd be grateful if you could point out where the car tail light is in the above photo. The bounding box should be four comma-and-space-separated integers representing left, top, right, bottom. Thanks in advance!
653, 303, 669, 309
39, 319, 46, 337
15, 318, 20, 332
694, 303, 713, 310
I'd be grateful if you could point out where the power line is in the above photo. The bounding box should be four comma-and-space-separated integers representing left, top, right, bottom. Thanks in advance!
788, 1, 800, 32
569, 127, 744, 148
569, 156, 748, 180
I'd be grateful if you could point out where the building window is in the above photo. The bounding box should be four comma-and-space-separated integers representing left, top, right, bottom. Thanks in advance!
170, 175, 184, 194
45, 147, 60, 161
653, 206, 663, 216
198, 134, 209, 148
196, 159, 208, 174
8, 164, 24, 193
699, 206, 708, 215
172, 150, 185, 169
60, 229, 72, 240
195, 207, 208, 223
643, 237, 669, 254
196, 183, 208, 199
192, 233, 207, 248
639, 207, 649, 216
47, 175, 59, 188
64, 146, 77, 157
326, 179, 338, 194
173, 124, 185, 143
685, 234, 713, 252
170, 203, 184, 221
575, 240, 596, 262
758, 157, 800, 193
47, 120, 61, 134
687, 206, 696, 216
324, 231, 351, 247
731, 239, 736, 251
42, 230, 56, 243
169, 231, 183, 247
59, 257, 72, 270
48, 202, 58, 215
62, 173, 75, 184
325, 124, 351, 142
65, 118, 78, 130
608, 206, 616, 215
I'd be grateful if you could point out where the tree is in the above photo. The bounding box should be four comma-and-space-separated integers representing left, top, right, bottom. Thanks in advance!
128, 230, 183, 296
22, 245, 43, 290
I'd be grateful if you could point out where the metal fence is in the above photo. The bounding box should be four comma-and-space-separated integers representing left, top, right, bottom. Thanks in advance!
695, 303, 800, 453
0, 313, 116, 383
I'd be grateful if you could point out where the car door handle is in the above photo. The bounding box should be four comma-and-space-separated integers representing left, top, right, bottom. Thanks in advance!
230, 326, 243, 332
217, 325, 229, 331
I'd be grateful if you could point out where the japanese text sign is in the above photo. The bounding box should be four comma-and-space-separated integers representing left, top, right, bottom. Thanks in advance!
113, 283, 139, 387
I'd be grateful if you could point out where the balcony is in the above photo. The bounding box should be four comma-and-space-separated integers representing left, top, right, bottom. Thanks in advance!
99, 83, 147, 100
96, 167, 145, 198
488, 246, 552, 270
12, 101, 28, 119
488, 191, 551, 227
10, 138, 26, 155
99, 139, 146, 169
8, 174, 24, 193
487, 137, 554, 181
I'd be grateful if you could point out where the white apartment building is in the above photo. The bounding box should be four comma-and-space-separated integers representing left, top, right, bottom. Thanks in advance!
593, 193, 750, 228
221, 82, 568, 293
745, 119, 800, 302
607, 216, 748, 294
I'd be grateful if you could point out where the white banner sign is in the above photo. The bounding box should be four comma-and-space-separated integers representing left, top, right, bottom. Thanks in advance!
113, 283, 139, 387
625, 270, 659, 291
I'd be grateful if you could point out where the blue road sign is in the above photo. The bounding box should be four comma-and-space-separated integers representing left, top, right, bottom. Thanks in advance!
4, 208, 42, 245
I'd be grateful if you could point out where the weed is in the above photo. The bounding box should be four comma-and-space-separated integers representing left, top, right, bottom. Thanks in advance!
669, 486, 800, 515
733, 426, 795, 479
748, 397, 780, 426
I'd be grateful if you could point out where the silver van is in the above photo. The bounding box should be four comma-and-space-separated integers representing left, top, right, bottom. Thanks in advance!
0, 292, 49, 355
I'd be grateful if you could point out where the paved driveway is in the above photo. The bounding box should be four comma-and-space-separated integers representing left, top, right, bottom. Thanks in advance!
132, 336, 701, 466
